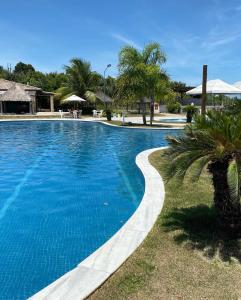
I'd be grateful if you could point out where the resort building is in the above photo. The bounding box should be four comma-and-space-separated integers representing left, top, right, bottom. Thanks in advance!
0, 79, 54, 114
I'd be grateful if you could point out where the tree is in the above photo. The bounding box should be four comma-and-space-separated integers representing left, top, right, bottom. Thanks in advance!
145, 64, 169, 125
0, 65, 14, 80
104, 76, 118, 99
85, 76, 118, 109
15, 71, 47, 89
0, 61, 67, 93
118, 42, 167, 125
56, 58, 102, 101
0, 66, 5, 78
163, 110, 241, 236
44, 72, 68, 92
170, 81, 187, 99
115, 75, 138, 111
183, 104, 198, 122
14, 62, 35, 75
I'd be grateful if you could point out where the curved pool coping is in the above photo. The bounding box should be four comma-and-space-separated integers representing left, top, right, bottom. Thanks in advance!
100, 120, 183, 130
28, 146, 166, 300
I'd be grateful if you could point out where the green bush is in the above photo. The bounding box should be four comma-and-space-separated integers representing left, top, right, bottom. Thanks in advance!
183, 104, 198, 114
183, 105, 198, 123
103, 109, 112, 121
167, 102, 181, 113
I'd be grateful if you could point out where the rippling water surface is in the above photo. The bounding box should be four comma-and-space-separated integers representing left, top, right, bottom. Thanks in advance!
0, 121, 178, 299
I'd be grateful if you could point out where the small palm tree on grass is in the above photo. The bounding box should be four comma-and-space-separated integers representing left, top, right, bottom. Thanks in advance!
163, 111, 241, 236
118, 42, 167, 125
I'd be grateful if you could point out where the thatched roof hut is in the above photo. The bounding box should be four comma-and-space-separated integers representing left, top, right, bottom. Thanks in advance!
0, 79, 55, 114
0, 78, 41, 91
95, 90, 113, 103
0, 84, 32, 102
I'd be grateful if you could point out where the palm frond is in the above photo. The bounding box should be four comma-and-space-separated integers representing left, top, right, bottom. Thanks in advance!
84, 90, 96, 103
227, 158, 241, 204
142, 42, 166, 65
55, 86, 72, 101
191, 155, 212, 182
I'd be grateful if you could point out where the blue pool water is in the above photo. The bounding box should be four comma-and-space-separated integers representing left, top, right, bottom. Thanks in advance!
0, 121, 178, 299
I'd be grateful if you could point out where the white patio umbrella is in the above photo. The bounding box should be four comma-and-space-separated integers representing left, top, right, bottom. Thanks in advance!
63, 95, 86, 102
63, 95, 86, 109
186, 79, 241, 95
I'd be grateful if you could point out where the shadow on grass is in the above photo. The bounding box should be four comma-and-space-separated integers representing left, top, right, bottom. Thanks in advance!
163, 205, 241, 263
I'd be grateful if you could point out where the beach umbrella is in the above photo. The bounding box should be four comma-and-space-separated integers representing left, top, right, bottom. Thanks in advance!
63, 95, 86, 109
186, 79, 241, 95
63, 95, 86, 102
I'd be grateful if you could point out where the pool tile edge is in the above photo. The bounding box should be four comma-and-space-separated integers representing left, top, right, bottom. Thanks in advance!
29, 146, 166, 300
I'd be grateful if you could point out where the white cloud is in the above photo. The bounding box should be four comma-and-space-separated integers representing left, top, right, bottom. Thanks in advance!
111, 33, 141, 49
202, 27, 241, 50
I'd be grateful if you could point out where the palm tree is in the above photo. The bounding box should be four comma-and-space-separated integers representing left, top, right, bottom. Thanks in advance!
56, 58, 102, 101
104, 76, 118, 99
118, 42, 167, 125
163, 111, 241, 235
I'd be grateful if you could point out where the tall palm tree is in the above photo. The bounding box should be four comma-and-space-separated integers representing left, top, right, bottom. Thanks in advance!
163, 111, 241, 235
56, 58, 102, 101
118, 42, 167, 125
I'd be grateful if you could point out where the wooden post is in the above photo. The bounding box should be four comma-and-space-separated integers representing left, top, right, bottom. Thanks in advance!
29, 101, 33, 114
50, 95, 54, 112
201, 65, 207, 115
150, 97, 154, 126
32, 100, 37, 114
0, 101, 2, 114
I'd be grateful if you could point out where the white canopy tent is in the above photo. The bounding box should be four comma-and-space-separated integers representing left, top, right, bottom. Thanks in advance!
63, 95, 86, 102
63, 95, 86, 109
186, 79, 241, 95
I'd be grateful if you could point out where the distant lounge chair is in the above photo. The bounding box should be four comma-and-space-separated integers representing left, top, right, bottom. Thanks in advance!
73, 110, 78, 119
98, 110, 103, 118
78, 110, 82, 118
93, 110, 98, 118
59, 110, 64, 119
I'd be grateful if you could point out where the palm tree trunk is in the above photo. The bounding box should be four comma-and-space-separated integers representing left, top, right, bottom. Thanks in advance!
140, 97, 146, 125
150, 97, 154, 126
208, 159, 241, 236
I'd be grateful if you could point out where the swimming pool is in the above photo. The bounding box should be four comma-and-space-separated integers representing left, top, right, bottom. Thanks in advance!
0, 121, 178, 299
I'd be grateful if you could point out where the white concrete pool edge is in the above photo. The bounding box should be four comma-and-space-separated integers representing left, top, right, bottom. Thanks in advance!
29, 146, 166, 300
100, 120, 183, 130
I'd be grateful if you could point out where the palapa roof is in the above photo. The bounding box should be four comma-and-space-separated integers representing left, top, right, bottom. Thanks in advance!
186, 79, 241, 95
95, 91, 113, 103
0, 78, 41, 91
0, 84, 32, 102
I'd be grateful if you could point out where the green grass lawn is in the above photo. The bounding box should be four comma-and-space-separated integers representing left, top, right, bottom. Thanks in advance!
89, 150, 241, 300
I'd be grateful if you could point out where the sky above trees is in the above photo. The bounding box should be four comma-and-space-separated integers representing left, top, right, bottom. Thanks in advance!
1, 0, 241, 85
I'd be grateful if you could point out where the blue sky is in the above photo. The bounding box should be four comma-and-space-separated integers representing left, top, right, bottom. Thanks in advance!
1, 0, 241, 85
